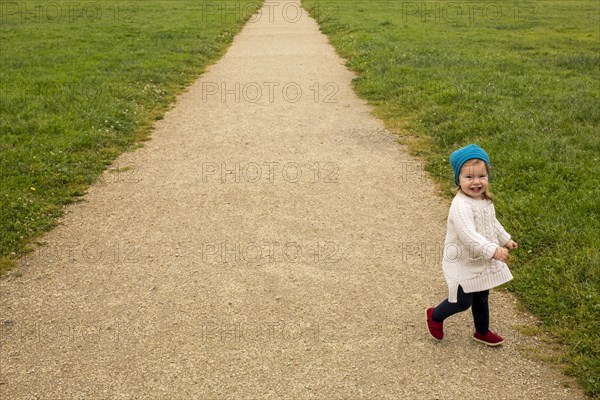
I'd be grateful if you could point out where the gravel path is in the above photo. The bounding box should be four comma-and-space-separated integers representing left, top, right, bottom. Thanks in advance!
0, 1, 586, 399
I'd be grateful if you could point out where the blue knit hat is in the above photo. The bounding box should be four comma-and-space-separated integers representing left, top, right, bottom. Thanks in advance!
450, 144, 491, 185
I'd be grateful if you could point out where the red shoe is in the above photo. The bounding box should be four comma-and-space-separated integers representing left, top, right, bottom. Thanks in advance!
426, 307, 443, 340
473, 331, 504, 346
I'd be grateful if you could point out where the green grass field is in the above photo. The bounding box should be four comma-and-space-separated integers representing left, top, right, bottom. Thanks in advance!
302, 0, 599, 395
0, 0, 262, 272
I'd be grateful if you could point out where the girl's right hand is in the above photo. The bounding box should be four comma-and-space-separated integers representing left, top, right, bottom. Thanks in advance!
493, 247, 509, 263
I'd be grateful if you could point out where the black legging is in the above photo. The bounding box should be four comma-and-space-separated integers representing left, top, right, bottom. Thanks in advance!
432, 285, 490, 335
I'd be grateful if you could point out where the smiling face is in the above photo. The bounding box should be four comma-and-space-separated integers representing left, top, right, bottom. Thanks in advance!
459, 159, 489, 199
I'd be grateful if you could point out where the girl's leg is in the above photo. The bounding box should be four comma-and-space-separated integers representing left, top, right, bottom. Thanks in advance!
471, 290, 490, 335
431, 286, 473, 322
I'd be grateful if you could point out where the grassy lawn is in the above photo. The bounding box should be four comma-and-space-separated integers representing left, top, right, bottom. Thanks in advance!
302, 0, 599, 395
0, 0, 262, 272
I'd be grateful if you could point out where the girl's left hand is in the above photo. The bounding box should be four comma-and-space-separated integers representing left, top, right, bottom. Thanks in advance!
506, 240, 518, 251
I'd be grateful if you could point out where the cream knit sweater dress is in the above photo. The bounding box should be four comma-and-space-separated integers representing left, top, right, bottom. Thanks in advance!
443, 191, 514, 303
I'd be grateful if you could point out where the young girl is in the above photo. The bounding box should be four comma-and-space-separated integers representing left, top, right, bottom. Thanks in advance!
426, 144, 518, 346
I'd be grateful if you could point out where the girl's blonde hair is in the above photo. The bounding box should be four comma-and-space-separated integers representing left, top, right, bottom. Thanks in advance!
452, 159, 494, 201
